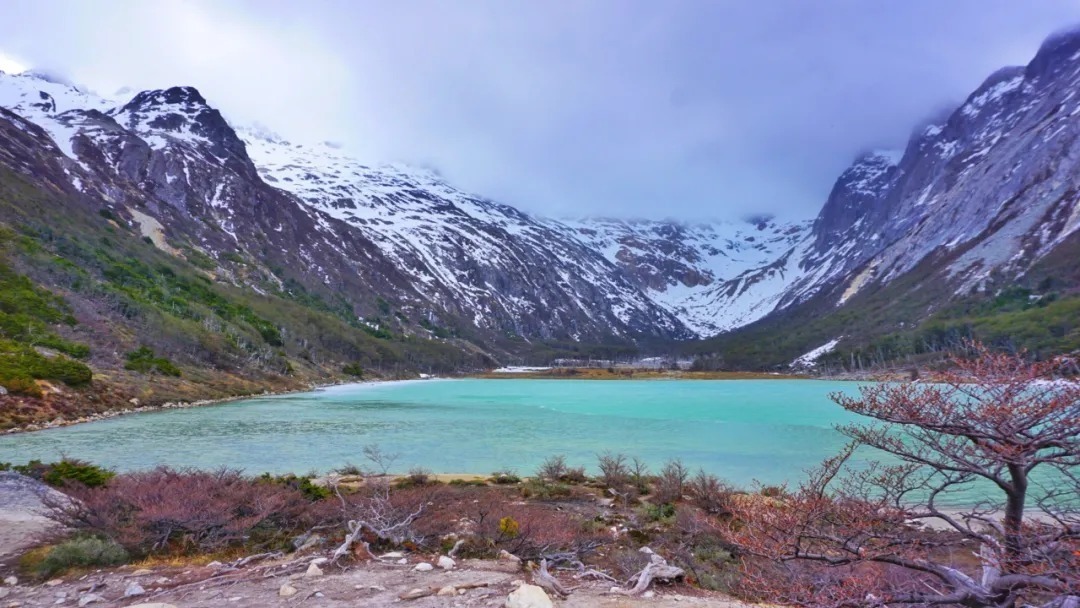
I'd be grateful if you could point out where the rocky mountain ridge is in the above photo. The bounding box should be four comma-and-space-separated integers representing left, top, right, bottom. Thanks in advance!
1, 68, 813, 344
3, 27, 1080, 363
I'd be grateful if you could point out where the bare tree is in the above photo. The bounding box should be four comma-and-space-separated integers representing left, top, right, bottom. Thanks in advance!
725, 345, 1079, 608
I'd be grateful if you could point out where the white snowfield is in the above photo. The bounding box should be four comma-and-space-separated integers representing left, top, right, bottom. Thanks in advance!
791, 338, 842, 368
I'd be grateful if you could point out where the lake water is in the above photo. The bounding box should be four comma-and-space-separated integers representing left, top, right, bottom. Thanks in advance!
0, 379, 871, 488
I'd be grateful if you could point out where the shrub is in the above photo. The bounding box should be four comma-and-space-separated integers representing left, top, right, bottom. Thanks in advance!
759, 485, 785, 498
630, 457, 651, 495
334, 462, 364, 476
35, 536, 128, 577
15, 459, 114, 488
687, 470, 732, 515
489, 470, 520, 485
124, 346, 181, 377
395, 467, 434, 489
258, 472, 331, 501
536, 455, 568, 483
498, 516, 520, 539
342, 362, 364, 378
563, 466, 588, 484
0, 342, 92, 389
519, 478, 572, 500
448, 478, 487, 487
641, 502, 677, 522
653, 459, 689, 504
46, 467, 313, 556
1, 375, 42, 397
596, 451, 630, 489
43, 459, 114, 488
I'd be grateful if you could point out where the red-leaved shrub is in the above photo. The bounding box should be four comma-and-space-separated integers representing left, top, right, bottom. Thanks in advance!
46, 467, 315, 556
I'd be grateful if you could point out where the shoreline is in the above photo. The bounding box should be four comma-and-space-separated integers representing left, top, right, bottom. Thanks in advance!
2, 377, 419, 436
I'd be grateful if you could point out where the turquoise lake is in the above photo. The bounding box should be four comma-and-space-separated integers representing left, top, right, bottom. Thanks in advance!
0, 379, 873, 488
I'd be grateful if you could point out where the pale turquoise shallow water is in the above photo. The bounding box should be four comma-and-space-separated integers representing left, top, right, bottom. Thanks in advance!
0, 379, 871, 487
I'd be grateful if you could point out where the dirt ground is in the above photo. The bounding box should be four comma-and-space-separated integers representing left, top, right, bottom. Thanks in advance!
0, 471, 749, 608
0, 555, 748, 608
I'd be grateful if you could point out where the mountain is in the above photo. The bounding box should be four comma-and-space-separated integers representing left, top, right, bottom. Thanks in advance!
553, 216, 811, 335
694, 29, 1080, 368
236, 129, 693, 341
3, 25, 1080, 397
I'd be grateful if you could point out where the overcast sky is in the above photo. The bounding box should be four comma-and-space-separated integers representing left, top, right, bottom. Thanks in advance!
2, 1, 1079, 221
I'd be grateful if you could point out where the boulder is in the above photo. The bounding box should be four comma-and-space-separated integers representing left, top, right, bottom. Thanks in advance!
413, 562, 434, 572
278, 584, 298, 598
437, 586, 457, 597
78, 595, 104, 607
304, 562, 324, 577
437, 555, 456, 570
505, 584, 553, 608
124, 582, 146, 597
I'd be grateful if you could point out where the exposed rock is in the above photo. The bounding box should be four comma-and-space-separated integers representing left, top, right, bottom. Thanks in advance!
130, 569, 153, 576
437, 586, 457, 597
413, 563, 433, 572
278, 584, 297, 598
77, 595, 103, 607
1, 577, 14, 586
437, 555, 455, 570
504, 584, 553, 608
304, 562, 324, 577
124, 582, 145, 597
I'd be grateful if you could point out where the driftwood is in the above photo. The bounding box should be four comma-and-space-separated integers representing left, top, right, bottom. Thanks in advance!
533, 559, 572, 598
398, 581, 491, 600
611, 549, 685, 596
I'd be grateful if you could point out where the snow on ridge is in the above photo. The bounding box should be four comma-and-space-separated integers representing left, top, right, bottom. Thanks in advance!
791, 338, 842, 368
557, 215, 813, 335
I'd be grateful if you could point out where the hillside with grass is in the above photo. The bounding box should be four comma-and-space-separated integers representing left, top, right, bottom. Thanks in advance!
0, 155, 497, 429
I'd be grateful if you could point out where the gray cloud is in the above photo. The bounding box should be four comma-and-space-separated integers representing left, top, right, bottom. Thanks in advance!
2, 0, 1079, 221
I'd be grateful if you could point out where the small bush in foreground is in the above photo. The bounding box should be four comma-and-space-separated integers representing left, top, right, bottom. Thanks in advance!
14, 459, 114, 488
46, 467, 314, 557
35, 537, 129, 577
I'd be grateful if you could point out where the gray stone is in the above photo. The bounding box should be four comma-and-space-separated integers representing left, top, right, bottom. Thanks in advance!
77, 596, 104, 607
278, 584, 297, 598
437, 555, 455, 570
124, 582, 146, 597
413, 562, 434, 572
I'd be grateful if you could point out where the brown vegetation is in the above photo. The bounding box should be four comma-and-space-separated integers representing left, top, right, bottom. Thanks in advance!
723, 344, 1079, 608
